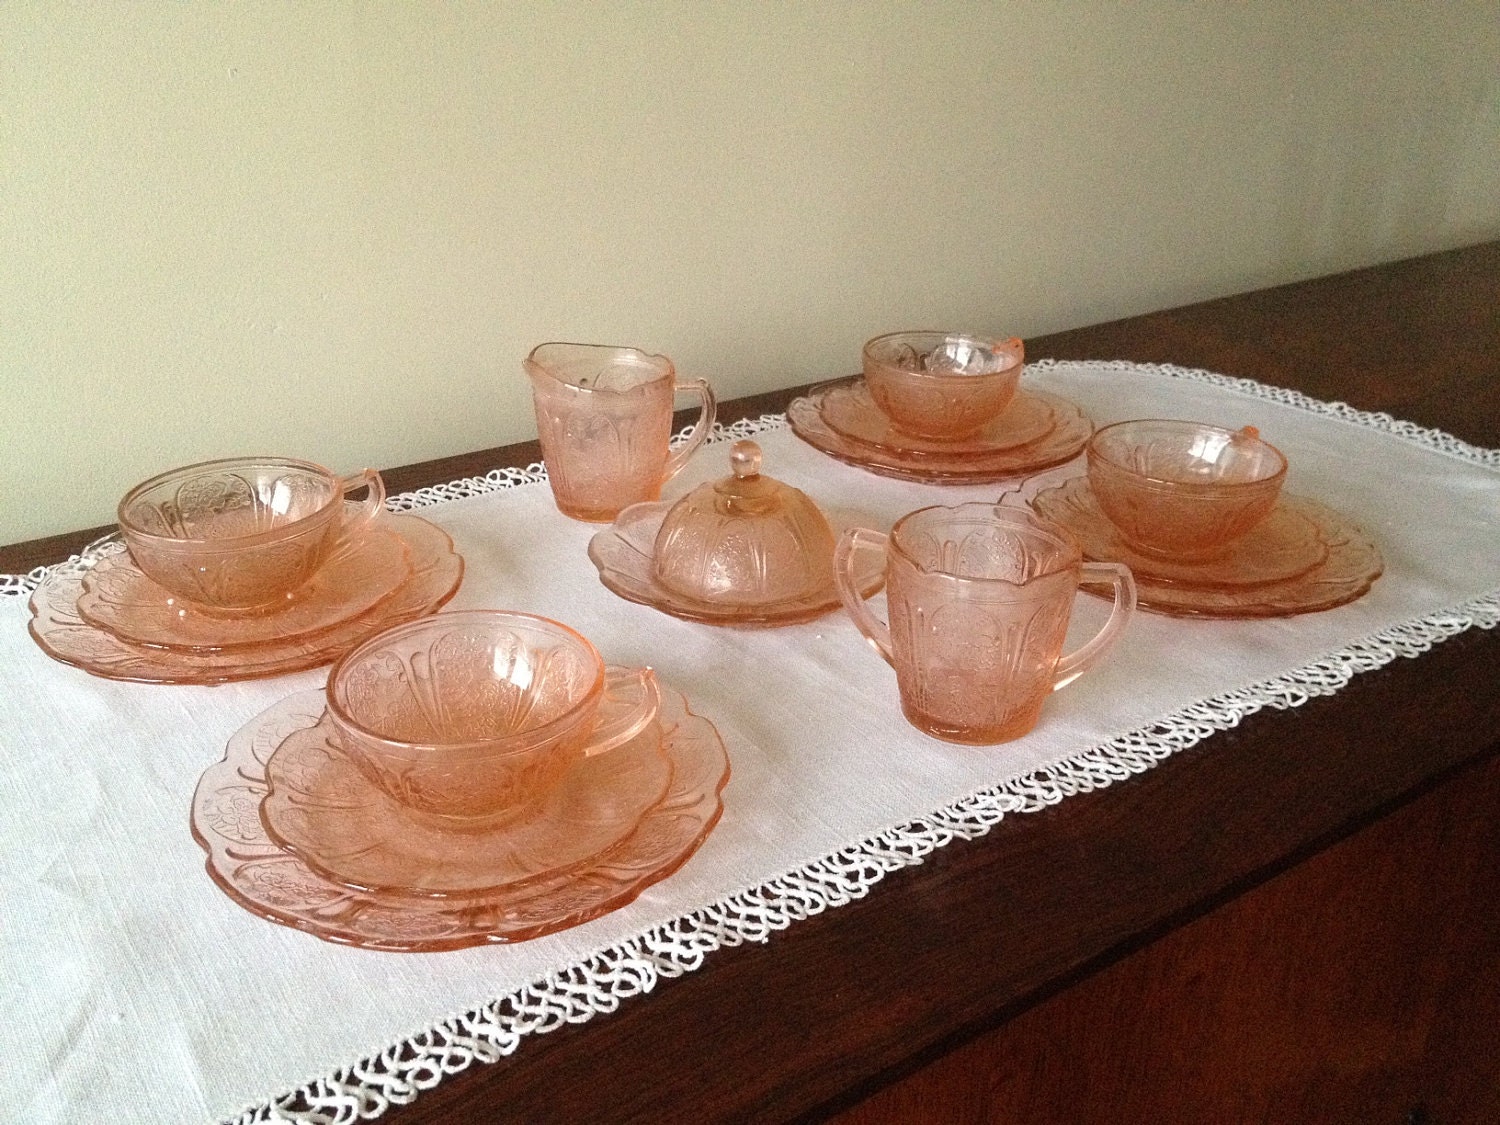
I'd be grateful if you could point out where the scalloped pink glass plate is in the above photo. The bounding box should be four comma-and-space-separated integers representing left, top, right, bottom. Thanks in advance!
28, 514, 463, 684
76, 524, 411, 652
1070, 494, 1383, 618
788, 381, 1093, 483
191, 683, 729, 951
1030, 476, 1330, 589
587, 502, 885, 626
821, 380, 1057, 456
260, 697, 673, 898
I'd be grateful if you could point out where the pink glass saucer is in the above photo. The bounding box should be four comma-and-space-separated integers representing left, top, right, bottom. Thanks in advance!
588, 501, 885, 626
28, 514, 463, 684
1030, 476, 1330, 588
788, 381, 1093, 484
820, 380, 1057, 456
260, 699, 673, 898
76, 524, 411, 652
191, 684, 730, 951
1066, 494, 1383, 617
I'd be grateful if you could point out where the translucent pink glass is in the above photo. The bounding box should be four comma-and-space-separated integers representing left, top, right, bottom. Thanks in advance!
261, 702, 672, 897
325, 611, 659, 826
835, 504, 1135, 744
117, 456, 386, 610
191, 685, 729, 951
524, 342, 716, 522
862, 331, 1024, 441
651, 439, 837, 609
1087, 420, 1287, 560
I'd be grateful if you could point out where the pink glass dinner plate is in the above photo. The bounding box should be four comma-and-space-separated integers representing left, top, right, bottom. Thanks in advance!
28, 514, 463, 684
587, 501, 885, 626
260, 700, 674, 897
1030, 476, 1330, 589
1058, 492, 1383, 617
191, 683, 730, 951
820, 380, 1058, 456
788, 381, 1093, 484
76, 524, 411, 652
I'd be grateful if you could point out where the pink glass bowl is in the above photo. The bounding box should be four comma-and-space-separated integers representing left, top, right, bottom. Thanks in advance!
861, 331, 1024, 441
325, 611, 658, 826
117, 456, 385, 611
1086, 420, 1288, 560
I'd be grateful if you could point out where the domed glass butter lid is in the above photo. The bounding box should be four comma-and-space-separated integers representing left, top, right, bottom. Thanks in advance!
652, 440, 837, 607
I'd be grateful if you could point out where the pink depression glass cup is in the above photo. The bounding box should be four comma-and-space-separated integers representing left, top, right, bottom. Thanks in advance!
325, 610, 661, 827
862, 331, 1024, 441
1087, 419, 1288, 561
117, 456, 385, 612
524, 342, 717, 522
834, 503, 1135, 744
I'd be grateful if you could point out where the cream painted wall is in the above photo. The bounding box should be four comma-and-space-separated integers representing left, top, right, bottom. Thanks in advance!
3, 2, 1498, 543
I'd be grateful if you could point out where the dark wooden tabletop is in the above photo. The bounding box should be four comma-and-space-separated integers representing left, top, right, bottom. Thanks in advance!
4, 241, 1498, 1123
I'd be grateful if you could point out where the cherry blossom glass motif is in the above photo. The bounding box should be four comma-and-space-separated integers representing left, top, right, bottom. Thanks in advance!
117, 457, 386, 609
326, 611, 659, 825
524, 342, 716, 522
835, 503, 1135, 743
862, 331, 1025, 440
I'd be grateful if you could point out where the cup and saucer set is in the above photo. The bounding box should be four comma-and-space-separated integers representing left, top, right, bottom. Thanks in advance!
28, 457, 463, 684
26, 332, 1382, 948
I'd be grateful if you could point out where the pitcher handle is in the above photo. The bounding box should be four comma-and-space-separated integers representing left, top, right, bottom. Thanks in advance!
335, 468, 387, 546
834, 527, 894, 665
662, 378, 717, 484
1053, 562, 1136, 691
584, 666, 662, 756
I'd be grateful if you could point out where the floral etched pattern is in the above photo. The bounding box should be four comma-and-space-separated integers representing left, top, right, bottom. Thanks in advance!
788, 383, 1092, 484
27, 515, 462, 683
191, 685, 728, 951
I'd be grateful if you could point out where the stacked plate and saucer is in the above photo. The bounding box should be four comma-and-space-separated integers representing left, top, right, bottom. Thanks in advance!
788, 332, 1094, 483
26, 457, 463, 683
1031, 420, 1383, 617
190, 611, 730, 950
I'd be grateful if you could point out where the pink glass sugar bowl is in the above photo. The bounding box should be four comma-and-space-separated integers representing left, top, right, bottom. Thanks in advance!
834, 503, 1135, 744
1086, 420, 1288, 560
524, 341, 717, 522
862, 330, 1025, 441
116, 456, 386, 611
325, 611, 660, 827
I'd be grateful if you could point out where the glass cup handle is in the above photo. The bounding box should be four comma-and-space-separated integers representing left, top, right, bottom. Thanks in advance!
335, 469, 387, 546
661, 378, 718, 484
584, 666, 662, 757
834, 527, 895, 666
1053, 562, 1136, 691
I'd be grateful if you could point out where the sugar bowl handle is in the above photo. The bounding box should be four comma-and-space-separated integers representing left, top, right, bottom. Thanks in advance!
833, 527, 894, 665
1053, 562, 1137, 691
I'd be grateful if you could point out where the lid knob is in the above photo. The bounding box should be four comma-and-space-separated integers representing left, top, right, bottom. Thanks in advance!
730, 440, 762, 479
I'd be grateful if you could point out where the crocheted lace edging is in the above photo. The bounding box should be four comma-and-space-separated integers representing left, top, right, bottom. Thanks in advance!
217, 363, 1499, 1124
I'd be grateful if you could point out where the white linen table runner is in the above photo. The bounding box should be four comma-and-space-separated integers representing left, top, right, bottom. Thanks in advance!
1, 361, 1497, 1124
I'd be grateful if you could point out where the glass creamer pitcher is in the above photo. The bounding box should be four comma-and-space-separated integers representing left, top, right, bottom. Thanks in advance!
834, 503, 1135, 743
524, 342, 716, 522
